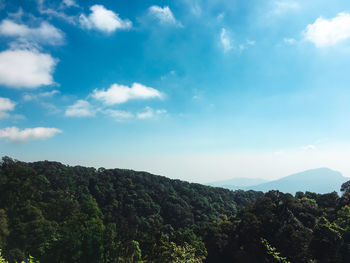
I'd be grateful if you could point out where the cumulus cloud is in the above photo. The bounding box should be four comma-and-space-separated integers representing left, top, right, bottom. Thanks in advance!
137, 107, 167, 119
0, 126, 62, 143
0, 97, 15, 118
148, 6, 182, 26
0, 49, 57, 89
65, 100, 95, 117
304, 13, 350, 48
0, 19, 64, 46
220, 28, 233, 52
92, 82, 163, 105
80, 5, 132, 33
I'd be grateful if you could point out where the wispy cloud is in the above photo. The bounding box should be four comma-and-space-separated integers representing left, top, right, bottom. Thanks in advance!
217, 13, 225, 21
190, 3, 202, 16
220, 28, 255, 53
92, 83, 163, 105
65, 100, 96, 117
80, 5, 132, 33
284, 38, 296, 45
220, 28, 233, 52
0, 126, 62, 143
62, 0, 79, 8
302, 145, 317, 151
148, 6, 182, 27
37, 0, 77, 24
239, 39, 256, 52
0, 49, 57, 89
103, 109, 133, 121
303, 12, 350, 48
137, 107, 167, 119
273, 1, 300, 14
40, 102, 61, 115
23, 90, 59, 101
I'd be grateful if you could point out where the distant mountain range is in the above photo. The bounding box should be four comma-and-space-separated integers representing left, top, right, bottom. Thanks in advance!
208, 177, 269, 188
209, 168, 350, 194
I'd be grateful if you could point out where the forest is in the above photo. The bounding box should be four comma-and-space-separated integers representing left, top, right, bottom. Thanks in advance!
0, 156, 350, 262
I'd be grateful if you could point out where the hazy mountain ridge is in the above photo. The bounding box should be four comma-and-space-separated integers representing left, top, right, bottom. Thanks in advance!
207, 177, 269, 190
212, 168, 349, 194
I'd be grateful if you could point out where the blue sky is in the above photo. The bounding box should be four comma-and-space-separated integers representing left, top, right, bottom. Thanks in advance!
1, 0, 350, 182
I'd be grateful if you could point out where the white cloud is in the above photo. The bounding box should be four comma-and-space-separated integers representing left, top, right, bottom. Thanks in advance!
0, 97, 15, 118
80, 5, 132, 33
0, 49, 57, 89
220, 28, 233, 52
304, 13, 350, 48
65, 100, 95, 117
137, 106, 167, 119
148, 6, 182, 26
92, 82, 163, 105
103, 109, 133, 121
0, 126, 62, 143
0, 97, 15, 112
0, 19, 64, 46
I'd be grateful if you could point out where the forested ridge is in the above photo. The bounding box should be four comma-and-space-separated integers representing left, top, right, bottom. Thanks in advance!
0, 157, 350, 262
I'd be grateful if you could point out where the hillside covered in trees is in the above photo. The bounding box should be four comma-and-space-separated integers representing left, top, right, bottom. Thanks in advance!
1, 157, 350, 262
0, 157, 261, 262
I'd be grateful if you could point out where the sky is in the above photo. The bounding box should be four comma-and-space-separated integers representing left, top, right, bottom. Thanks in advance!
1, 0, 350, 183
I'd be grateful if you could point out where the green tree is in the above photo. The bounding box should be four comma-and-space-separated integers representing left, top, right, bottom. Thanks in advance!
261, 238, 290, 263
0, 210, 9, 248
309, 217, 343, 262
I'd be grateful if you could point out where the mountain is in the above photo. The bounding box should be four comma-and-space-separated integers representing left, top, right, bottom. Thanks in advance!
246, 168, 349, 194
207, 177, 269, 190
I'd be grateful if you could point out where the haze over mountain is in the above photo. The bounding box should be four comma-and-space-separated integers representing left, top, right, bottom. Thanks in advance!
207, 177, 269, 190
212, 168, 349, 194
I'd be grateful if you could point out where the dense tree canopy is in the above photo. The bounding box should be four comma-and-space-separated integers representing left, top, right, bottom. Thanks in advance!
1, 157, 350, 262
0, 157, 261, 262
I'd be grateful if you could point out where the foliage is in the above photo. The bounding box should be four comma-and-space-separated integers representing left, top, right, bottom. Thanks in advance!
0, 250, 38, 263
261, 238, 290, 263
156, 241, 203, 263
0, 157, 262, 263
2, 157, 350, 262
